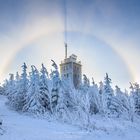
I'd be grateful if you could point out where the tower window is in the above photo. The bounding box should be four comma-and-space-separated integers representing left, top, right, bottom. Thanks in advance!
63, 66, 65, 71
77, 67, 79, 71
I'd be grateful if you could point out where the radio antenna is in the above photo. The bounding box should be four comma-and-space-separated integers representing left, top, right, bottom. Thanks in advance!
64, 0, 68, 59
64, 0, 67, 44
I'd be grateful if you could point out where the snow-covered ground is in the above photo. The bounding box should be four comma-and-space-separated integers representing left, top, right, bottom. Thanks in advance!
0, 95, 140, 140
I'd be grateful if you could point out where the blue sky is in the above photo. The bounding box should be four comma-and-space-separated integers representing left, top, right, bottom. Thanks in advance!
0, 0, 140, 90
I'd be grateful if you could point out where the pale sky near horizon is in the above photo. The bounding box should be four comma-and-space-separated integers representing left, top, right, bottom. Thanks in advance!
0, 0, 140, 90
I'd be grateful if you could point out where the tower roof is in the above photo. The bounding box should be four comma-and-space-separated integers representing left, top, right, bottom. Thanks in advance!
60, 54, 81, 65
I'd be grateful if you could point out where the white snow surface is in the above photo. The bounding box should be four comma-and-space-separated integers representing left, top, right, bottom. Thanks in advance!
0, 95, 140, 140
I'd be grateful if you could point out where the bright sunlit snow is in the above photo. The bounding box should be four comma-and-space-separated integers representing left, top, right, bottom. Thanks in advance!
0, 95, 140, 140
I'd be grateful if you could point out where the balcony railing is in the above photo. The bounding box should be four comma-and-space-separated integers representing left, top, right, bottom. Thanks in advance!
61, 58, 81, 64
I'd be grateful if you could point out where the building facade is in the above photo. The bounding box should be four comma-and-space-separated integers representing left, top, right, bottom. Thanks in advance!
60, 44, 82, 88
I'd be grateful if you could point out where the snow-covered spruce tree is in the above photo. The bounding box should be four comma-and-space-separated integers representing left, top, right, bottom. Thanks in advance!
89, 78, 100, 114
39, 64, 51, 112
7, 72, 20, 109
60, 79, 75, 109
2, 79, 9, 96
55, 84, 70, 121
115, 87, 135, 121
128, 83, 136, 121
5, 73, 15, 97
49, 60, 71, 121
82, 74, 90, 92
131, 83, 140, 115
14, 63, 29, 111
75, 74, 91, 127
0, 85, 4, 95
56, 77, 76, 122
50, 60, 60, 114
102, 73, 114, 116
98, 81, 104, 114
109, 85, 128, 118
114, 86, 126, 117
23, 65, 46, 114
105, 81, 126, 118
80, 91, 91, 128
5, 73, 21, 109
80, 77, 100, 116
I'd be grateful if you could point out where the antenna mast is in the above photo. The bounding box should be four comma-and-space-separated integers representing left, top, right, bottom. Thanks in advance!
64, 0, 68, 59
65, 43, 67, 59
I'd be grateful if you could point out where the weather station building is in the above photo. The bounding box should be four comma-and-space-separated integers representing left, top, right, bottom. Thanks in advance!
60, 44, 82, 89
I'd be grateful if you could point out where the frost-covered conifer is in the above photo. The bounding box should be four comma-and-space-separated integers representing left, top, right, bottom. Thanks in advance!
98, 81, 104, 114
8, 72, 21, 109
23, 66, 46, 114
103, 73, 114, 115
0, 85, 4, 95
2, 60, 140, 126
128, 83, 135, 121
82, 74, 90, 90
132, 83, 140, 115
88, 78, 100, 114
50, 60, 60, 113
5, 73, 19, 108
73, 75, 91, 126
56, 78, 76, 122
109, 85, 127, 117
14, 63, 29, 111
6, 74, 15, 97
39, 64, 51, 111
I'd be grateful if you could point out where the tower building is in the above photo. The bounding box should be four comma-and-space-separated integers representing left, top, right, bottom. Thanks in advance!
60, 44, 82, 88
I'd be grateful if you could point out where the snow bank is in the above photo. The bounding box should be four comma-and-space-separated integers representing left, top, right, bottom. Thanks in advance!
0, 95, 140, 140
